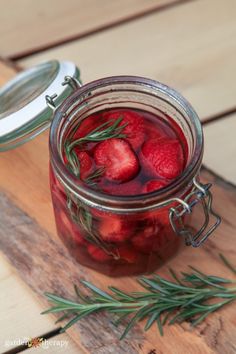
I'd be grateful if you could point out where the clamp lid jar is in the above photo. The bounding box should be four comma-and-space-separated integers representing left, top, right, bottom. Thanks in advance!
0, 62, 221, 276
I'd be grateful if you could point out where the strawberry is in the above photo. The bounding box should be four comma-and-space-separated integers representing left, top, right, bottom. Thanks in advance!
72, 114, 102, 140
145, 120, 164, 140
118, 246, 139, 263
74, 150, 93, 180
73, 231, 88, 246
94, 138, 139, 182
103, 109, 145, 149
99, 216, 132, 243
58, 211, 88, 246
132, 219, 162, 253
102, 180, 141, 196
142, 179, 169, 193
141, 137, 184, 180
87, 244, 111, 262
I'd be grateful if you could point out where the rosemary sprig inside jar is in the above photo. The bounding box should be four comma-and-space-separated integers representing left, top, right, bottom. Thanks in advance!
43, 254, 236, 339
64, 117, 127, 178
62, 116, 128, 257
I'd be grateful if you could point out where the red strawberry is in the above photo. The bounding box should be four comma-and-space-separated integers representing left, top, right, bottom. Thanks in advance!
94, 138, 139, 182
104, 109, 145, 149
74, 151, 93, 180
142, 179, 169, 193
73, 231, 88, 246
87, 244, 111, 262
132, 220, 161, 253
102, 180, 141, 196
72, 114, 101, 140
58, 211, 87, 246
99, 216, 132, 243
141, 137, 184, 180
145, 121, 164, 140
118, 246, 138, 263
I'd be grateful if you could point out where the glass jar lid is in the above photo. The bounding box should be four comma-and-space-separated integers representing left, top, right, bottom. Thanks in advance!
0, 60, 80, 151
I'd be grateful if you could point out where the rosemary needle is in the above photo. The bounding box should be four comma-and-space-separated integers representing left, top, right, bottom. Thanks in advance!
64, 117, 127, 177
43, 254, 236, 339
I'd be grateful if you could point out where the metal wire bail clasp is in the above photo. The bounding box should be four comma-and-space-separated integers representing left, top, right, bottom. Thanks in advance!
45, 76, 82, 112
62, 75, 82, 90
169, 178, 221, 247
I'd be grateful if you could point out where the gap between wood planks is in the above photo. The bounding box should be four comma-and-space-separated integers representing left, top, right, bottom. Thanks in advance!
202, 107, 236, 126
2, 57, 236, 128
9, 0, 194, 61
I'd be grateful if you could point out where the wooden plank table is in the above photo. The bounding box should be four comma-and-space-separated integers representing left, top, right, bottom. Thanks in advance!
0, 0, 182, 59
0, 0, 236, 353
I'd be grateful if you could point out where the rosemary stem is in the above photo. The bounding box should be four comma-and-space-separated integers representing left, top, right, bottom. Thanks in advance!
43, 255, 236, 338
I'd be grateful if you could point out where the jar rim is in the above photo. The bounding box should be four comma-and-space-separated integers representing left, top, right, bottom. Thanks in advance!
49, 75, 203, 212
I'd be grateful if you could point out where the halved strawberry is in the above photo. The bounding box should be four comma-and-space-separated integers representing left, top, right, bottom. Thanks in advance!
72, 114, 101, 140
74, 150, 93, 180
102, 180, 142, 196
94, 138, 139, 182
144, 120, 164, 140
99, 216, 132, 243
132, 219, 162, 254
58, 210, 87, 246
103, 109, 145, 149
87, 244, 111, 262
141, 137, 184, 180
142, 179, 169, 193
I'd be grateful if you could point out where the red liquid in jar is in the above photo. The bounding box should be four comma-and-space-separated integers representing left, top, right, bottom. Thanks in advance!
50, 108, 188, 276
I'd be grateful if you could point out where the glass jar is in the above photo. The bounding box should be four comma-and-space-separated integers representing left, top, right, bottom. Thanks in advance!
0, 61, 221, 277
49, 76, 220, 276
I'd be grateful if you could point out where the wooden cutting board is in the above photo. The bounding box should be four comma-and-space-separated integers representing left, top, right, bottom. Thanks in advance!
1, 60, 236, 354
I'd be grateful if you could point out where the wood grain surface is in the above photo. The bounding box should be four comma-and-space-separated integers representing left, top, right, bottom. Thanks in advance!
0, 169, 236, 354
0, 61, 16, 84
19, 0, 236, 120
1, 0, 236, 347
0, 0, 181, 58
0, 253, 81, 353
204, 114, 236, 186
0, 60, 236, 353
0, 60, 83, 353
0, 254, 56, 350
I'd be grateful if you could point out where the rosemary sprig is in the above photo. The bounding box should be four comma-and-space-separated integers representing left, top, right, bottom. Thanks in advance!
43, 255, 236, 338
66, 192, 119, 258
69, 117, 127, 148
64, 117, 127, 177
85, 167, 105, 187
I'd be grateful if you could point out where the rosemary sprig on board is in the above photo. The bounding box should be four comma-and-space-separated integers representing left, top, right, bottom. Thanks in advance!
43, 255, 236, 339
64, 117, 127, 177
